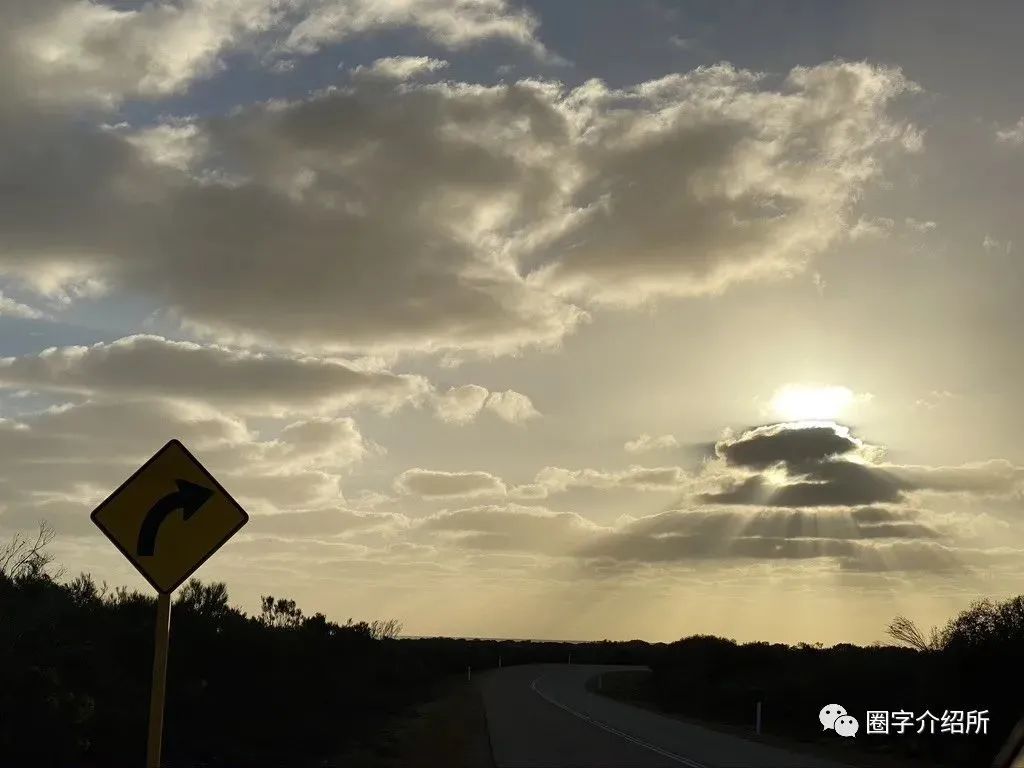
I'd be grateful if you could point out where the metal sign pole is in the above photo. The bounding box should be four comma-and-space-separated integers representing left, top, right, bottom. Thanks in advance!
146, 592, 172, 768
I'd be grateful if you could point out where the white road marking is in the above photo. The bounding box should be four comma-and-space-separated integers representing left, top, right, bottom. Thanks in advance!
530, 674, 709, 768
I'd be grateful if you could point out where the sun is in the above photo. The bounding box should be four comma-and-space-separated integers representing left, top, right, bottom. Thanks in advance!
768, 384, 869, 423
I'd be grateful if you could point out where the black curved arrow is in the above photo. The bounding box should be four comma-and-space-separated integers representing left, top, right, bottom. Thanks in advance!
137, 479, 214, 556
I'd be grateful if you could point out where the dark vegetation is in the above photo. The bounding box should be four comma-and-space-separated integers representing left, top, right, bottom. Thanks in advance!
623, 605, 1022, 767
3, 524, 1021, 767
0, 525, 647, 767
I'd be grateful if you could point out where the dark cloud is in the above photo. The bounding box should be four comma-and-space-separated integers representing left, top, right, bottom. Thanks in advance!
705, 423, 918, 507
703, 462, 909, 507
781, 460, 909, 505
698, 476, 771, 505
705, 423, 1022, 509
717, 423, 859, 469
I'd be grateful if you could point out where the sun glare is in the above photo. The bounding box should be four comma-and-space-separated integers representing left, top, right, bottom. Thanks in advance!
769, 384, 868, 423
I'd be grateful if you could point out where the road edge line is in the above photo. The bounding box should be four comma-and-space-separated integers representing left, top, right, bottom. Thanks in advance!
529, 675, 709, 768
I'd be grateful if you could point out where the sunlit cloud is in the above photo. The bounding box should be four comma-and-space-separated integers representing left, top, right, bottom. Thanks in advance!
624, 434, 679, 454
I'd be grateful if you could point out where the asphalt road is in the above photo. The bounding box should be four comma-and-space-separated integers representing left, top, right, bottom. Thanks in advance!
478, 664, 853, 768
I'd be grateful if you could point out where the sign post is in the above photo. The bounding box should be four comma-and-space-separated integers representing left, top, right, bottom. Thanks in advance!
90, 439, 249, 767
147, 593, 172, 768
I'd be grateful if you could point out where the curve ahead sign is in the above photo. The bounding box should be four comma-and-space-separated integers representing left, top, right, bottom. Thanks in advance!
90, 439, 249, 594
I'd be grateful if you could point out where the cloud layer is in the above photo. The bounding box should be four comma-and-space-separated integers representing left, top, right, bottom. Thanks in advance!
1, 9, 920, 358
4, 0, 548, 108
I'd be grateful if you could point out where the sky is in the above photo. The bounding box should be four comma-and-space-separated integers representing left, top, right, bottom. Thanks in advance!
3, 0, 1024, 645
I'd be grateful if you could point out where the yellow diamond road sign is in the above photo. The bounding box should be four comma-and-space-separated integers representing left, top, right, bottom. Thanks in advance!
90, 439, 248, 594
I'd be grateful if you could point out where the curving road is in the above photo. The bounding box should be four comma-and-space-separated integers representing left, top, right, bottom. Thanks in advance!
478, 664, 853, 768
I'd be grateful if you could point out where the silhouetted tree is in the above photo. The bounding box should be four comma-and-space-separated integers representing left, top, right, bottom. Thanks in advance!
258, 594, 304, 628
885, 613, 946, 651
175, 579, 230, 620
370, 617, 404, 639
0, 521, 60, 580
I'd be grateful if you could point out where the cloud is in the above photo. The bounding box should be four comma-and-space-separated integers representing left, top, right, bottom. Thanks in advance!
0, 335, 430, 416
483, 389, 540, 423
5, 0, 285, 107
0, 400, 239, 522
668, 35, 698, 51
0, 292, 46, 319
0, 397, 383, 536
0, 337, 539, 434
704, 423, 901, 507
0, 60, 916, 357
983, 234, 1013, 254
416, 503, 605, 554
391, 462, 689, 504
409, 499, 959, 574
249, 506, 405, 539
812, 272, 826, 295
121, 118, 206, 173
277, 0, 551, 60
915, 390, 956, 410
716, 422, 861, 469
534, 464, 687, 493
701, 464, 908, 507
701, 422, 1024, 509
508, 483, 548, 500
883, 460, 1024, 496
432, 384, 538, 424
848, 216, 895, 241
996, 117, 1024, 146
579, 506, 956, 573
905, 217, 937, 233
395, 468, 507, 498
272, 416, 377, 470
351, 56, 448, 82
1, 404, 1016, 581
624, 433, 679, 454
3, 0, 549, 108
519, 61, 920, 306
433, 384, 491, 424
3, 79, 588, 356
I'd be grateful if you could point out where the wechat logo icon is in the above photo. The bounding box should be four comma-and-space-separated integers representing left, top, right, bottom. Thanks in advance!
820, 704, 859, 738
